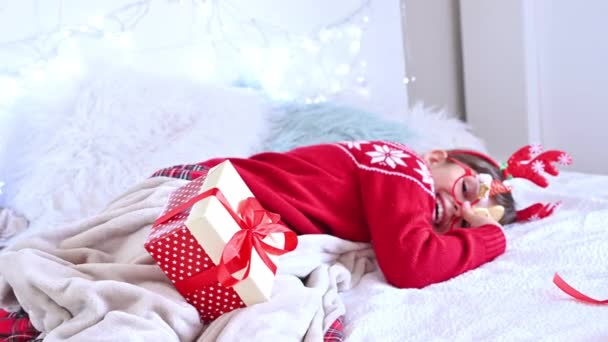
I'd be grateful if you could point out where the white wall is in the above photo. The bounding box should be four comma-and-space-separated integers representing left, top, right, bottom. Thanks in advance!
402, 0, 465, 119
460, 0, 608, 174
535, 0, 608, 174
459, 1, 531, 162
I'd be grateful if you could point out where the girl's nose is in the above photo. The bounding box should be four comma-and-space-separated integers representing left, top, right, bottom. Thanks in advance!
452, 200, 462, 217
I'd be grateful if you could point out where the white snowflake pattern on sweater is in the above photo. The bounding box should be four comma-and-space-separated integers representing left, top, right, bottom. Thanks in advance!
365, 143, 411, 169
335, 141, 435, 197
343, 140, 369, 150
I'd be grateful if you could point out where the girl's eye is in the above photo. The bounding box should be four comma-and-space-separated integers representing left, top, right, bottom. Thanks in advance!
461, 177, 479, 202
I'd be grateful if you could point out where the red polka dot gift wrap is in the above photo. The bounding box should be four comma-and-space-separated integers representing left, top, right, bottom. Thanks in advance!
144, 161, 298, 324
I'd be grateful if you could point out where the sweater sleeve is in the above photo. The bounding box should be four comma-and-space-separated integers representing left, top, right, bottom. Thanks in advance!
356, 148, 506, 289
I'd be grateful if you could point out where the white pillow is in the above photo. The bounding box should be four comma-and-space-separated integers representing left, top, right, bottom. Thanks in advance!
403, 102, 487, 154
0, 63, 272, 231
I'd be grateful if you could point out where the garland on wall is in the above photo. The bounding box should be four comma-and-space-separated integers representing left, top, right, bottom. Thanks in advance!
0, 0, 418, 106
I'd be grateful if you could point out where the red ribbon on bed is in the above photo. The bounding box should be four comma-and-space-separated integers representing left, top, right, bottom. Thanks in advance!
153, 187, 298, 294
553, 273, 608, 305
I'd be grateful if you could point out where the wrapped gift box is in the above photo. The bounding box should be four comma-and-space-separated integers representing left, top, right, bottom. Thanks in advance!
144, 161, 297, 323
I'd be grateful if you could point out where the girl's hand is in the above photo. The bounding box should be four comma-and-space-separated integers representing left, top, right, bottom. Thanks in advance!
461, 201, 503, 228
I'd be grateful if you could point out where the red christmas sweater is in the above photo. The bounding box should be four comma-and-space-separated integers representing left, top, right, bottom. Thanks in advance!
200, 140, 506, 288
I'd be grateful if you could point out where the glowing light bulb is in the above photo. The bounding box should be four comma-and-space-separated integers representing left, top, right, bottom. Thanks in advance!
347, 26, 363, 38
22, 67, 46, 83
358, 87, 370, 97
90, 15, 105, 29
49, 54, 84, 79
330, 81, 342, 93
313, 95, 327, 104
335, 64, 350, 75
53, 30, 72, 40
61, 30, 72, 39
192, 55, 216, 81
0, 76, 23, 106
103, 31, 115, 41
242, 47, 263, 67
319, 29, 331, 43
117, 32, 134, 48
301, 38, 320, 54
198, 1, 212, 18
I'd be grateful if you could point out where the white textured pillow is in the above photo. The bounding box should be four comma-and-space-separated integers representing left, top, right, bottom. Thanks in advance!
0, 63, 271, 231
402, 102, 487, 154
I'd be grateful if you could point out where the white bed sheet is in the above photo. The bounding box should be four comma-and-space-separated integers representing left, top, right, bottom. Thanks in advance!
341, 170, 608, 341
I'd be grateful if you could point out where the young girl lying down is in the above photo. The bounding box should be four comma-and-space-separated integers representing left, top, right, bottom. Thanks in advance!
152, 140, 571, 288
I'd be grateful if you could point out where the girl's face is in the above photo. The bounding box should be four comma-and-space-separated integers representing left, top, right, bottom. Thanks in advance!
423, 150, 493, 234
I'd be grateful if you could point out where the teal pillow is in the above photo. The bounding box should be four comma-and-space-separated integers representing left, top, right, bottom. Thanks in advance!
262, 104, 416, 152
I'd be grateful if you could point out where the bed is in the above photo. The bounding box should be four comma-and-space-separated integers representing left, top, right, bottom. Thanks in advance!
2, 1, 608, 340
0, 63, 607, 341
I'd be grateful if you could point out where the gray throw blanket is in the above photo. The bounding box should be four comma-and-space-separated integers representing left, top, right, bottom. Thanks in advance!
0, 177, 374, 341
0, 208, 28, 248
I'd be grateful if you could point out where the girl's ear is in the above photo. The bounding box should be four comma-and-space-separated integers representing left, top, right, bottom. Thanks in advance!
423, 150, 448, 166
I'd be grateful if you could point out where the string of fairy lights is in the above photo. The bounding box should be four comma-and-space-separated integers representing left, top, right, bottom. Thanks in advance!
0, 0, 415, 108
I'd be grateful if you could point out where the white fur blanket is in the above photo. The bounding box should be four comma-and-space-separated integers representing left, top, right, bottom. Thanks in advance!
0, 177, 374, 341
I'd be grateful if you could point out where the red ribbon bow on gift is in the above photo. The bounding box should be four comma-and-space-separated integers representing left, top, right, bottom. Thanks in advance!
153, 186, 298, 293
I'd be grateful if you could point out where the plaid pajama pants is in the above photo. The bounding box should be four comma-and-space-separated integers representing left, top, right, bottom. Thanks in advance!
0, 308, 343, 342
0, 309, 41, 342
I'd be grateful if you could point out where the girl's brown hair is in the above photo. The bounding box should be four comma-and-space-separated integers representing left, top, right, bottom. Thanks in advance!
447, 151, 517, 225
